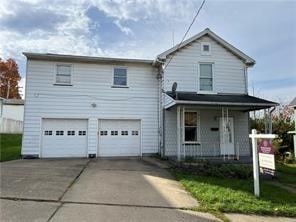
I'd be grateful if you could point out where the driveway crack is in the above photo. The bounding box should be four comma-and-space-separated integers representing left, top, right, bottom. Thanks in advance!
46, 159, 91, 221
58, 159, 91, 202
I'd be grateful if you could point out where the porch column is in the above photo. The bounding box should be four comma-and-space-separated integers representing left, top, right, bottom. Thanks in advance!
177, 105, 181, 161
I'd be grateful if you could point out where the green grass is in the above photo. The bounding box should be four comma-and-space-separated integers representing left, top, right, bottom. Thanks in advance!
174, 170, 296, 218
0, 134, 22, 162
276, 163, 296, 185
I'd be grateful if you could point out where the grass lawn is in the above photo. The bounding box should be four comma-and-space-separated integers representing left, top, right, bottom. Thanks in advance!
0, 134, 22, 162
276, 163, 296, 186
174, 169, 296, 220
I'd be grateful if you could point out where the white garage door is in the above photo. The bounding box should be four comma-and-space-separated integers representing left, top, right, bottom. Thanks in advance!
98, 119, 141, 157
42, 119, 88, 157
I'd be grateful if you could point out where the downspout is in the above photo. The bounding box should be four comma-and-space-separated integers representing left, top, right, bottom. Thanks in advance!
154, 58, 165, 157
244, 66, 248, 94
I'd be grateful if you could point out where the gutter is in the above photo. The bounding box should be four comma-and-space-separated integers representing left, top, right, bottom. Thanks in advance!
174, 100, 278, 107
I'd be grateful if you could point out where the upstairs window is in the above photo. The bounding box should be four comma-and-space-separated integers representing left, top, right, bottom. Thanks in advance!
199, 63, 213, 92
113, 68, 127, 86
201, 42, 211, 55
56, 65, 71, 85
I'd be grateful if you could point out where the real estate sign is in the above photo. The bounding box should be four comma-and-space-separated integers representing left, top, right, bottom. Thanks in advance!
258, 139, 275, 176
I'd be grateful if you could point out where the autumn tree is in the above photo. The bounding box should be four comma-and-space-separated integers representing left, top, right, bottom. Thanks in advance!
0, 58, 22, 99
250, 105, 294, 154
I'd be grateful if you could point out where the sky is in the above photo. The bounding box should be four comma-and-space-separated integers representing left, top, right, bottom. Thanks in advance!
0, 0, 295, 104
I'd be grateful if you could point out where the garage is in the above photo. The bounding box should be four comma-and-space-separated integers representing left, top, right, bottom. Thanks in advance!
41, 119, 88, 157
98, 119, 141, 156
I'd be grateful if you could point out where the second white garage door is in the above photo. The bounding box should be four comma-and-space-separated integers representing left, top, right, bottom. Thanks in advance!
98, 119, 141, 157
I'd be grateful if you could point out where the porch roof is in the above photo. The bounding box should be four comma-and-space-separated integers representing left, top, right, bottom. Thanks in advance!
166, 92, 278, 111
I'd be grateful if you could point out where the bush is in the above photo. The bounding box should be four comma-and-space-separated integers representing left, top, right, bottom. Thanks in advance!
177, 161, 253, 179
284, 154, 296, 164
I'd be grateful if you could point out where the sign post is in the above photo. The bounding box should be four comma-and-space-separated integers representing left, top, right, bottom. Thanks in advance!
249, 129, 277, 197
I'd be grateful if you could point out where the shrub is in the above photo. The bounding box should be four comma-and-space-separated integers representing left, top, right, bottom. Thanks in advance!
177, 161, 253, 179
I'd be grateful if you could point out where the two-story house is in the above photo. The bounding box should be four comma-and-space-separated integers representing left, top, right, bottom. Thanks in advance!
22, 28, 277, 160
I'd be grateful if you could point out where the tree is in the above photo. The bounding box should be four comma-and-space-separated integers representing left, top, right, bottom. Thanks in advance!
0, 58, 22, 99
250, 105, 294, 155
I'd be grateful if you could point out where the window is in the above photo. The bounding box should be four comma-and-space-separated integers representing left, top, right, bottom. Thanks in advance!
56, 130, 64, 136
203, 45, 210, 52
100, 131, 107, 136
199, 63, 213, 92
56, 65, 71, 85
111, 131, 118, 136
44, 130, 52, 136
184, 112, 198, 142
121, 131, 128, 136
132, 131, 139, 136
78, 130, 86, 136
201, 42, 211, 55
67, 130, 75, 136
113, 68, 127, 86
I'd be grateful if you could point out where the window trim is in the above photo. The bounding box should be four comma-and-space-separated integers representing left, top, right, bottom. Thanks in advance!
201, 42, 211, 55
198, 62, 215, 94
54, 63, 73, 86
183, 111, 200, 144
112, 66, 128, 87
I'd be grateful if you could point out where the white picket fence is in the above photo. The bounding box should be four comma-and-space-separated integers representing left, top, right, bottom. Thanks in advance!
0, 118, 23, 133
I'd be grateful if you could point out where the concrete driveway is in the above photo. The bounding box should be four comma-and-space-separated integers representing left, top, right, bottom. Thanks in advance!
0, 158, 219, 222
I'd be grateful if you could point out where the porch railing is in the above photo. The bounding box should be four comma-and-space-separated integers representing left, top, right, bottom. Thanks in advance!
181, 141, 250, 161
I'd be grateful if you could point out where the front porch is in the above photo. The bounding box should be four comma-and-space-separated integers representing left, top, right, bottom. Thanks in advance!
181, 141, 250, 162
163, 92, 278, 162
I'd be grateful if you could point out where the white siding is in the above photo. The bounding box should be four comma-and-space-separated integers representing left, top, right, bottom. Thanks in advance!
0, 118, 23, 133
164, 107, 250, 158
22, 61, 159, 156
2, 105, 24, 121
164, 107, 177, 158
163, 93, 176, 109
163, 36, 247, 94
199, 109, 250, 156
233, 111, 250, 156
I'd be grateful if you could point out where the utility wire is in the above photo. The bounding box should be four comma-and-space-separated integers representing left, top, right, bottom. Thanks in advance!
164, 0, 206, 70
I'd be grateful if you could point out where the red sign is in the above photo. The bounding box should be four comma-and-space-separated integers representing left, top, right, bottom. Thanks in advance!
258, 139, 275, 176
258, 139, 274, 154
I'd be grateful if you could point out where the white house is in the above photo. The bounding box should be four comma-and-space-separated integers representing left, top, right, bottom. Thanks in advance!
0, 97, 24, 133
21, 28, 277, 160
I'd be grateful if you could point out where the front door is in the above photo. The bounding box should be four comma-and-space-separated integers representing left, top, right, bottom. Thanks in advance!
219, 117, 235, 155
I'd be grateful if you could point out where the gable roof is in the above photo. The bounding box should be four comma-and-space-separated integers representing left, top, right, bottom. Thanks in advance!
157, 28, 256, 66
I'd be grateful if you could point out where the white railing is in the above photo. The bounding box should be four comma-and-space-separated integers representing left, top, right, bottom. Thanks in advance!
181, 141, 250, 161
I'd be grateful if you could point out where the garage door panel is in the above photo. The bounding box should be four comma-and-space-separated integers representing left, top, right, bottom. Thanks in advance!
42, 119, 87, 158
98, 120, 140, 157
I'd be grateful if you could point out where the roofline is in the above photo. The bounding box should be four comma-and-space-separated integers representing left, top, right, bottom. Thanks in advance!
3, 99, 25, 105
157, 28, 256, 67
175, 100, 278, 107
23, 52, 154, 65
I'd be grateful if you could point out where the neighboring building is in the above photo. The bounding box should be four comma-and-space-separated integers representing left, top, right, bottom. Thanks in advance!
21, 28, 277, 160
0, 97, 24, 133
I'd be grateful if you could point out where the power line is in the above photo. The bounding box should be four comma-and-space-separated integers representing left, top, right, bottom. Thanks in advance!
164, 0, 206, 70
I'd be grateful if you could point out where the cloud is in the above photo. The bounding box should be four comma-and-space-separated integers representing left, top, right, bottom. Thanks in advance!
0, 0, 295, 103
0, 1, 67, 34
